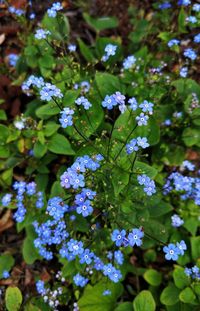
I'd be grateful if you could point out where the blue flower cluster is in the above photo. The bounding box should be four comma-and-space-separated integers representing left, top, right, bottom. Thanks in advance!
168, 39, 180, 47
137, 174, 156, 196
22, 75, 63, 102
102, 44, 117, 62
163, 164, 200, 205
126, 137, 149, 154
59, 107, 74, 128
1, 181, 44, 223
8, 6, 24, 16
36, 279, 63, 308
74, 81, 90, 94
102, 92, 153, 118
75, 96, 92, 110
73, 273, 88, 287
163, 240, 187, 260
194, 34, 200, 43
1, 271, 10, 279
35, 29, 51, 40
8, 53, 19, 67
47, 2, 63, 18
122, 55, 136, 70
111, 228, 144, 247
185, 265, 200, 279
183, 48, 197, 60
60, 154, 103, 190
171, 214, 184, 227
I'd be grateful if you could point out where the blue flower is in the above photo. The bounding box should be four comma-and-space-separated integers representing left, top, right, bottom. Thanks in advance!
26, 182, 36, 195
47, 2, 63, 17
184, 267, 192, 276
126, 139, 138, 154
73, 273, 88, 287
76, 200, 93, 217
123, 55, 136, 69
36, 280, 46, 295
186, 16, 197, 24
163, 243, 179, 260
178, 0, 191, 6
40, 83, 63, 101
171, 214, 184, 227
137, 174, 150, 185
193, 4, 200, 12
2, 271, 10, 279
79, 249, 94, 264
180, 67, 188, 78
2, 194, 12, 207
168, 39, 180, 47
159, 2, 172, 9
114, 250, 124, 265
67, 239, 84, 256
104, 44, 117, 56
103, 290, 111, 296
128, 228, 144, 247
113, 92, 126, 105
35, 29, 51, 40
136, 113, 149, 126
8, 53, 19, 67
59, 113, 73, 128
128, 97, 138, 111
176, 240, 187, 256
102, 95, 117, 110
181, 160, 195, 171
47, 197, 68, 220
194, 34, 200, 43
75, 96, 92, 110
68, 44, 76, 52
136, 137, 149, 149
143, 180, 156, 196
139, 100, 154, 114
183, 48, 197, 60
111, 229, 126, 247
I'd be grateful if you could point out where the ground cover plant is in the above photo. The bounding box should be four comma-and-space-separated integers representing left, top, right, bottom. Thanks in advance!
1, 0, 200, 310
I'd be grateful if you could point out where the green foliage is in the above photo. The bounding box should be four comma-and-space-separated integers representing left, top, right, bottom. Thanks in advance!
133, 290, 156, 311
5, 287, 23, 311
78, 281, 123, 311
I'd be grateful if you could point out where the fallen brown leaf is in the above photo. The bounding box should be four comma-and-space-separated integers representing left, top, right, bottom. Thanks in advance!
0, 210, 14, 233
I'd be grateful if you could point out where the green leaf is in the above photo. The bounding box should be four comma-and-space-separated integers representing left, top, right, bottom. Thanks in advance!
95, 72, 122, 98
78, 281, 123, 311
182, 128, 200, 147
143, 269, 162, 286
0, 124, 10, 142
160, 284, 180, 306
43, 122, 60, 137
115, 302, 133, 311
78, 38, 96, 62
39, 54, 54, 69
191, 236, 200, 260
42, 14, 70, 40
22, 237, 40, 264
5, 287, 23, 311
47, 133, 75, 155
112, 167, 129, 196
36, 103, 60, 120
0, 109, 7, 120
173, 266, 190, 289
0, 254, 14, 277
179, 287, 196, 304
33, 141, 47, 158
184, 216, 199, 236
178, 7, 187, 33
134, 162, 157, 178
133, 290, 156, 311
83, 13, 118, 32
